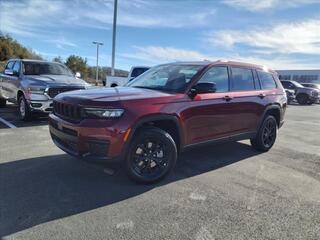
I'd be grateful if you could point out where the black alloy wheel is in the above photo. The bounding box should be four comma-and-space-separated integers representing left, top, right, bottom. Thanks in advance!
126, 127, 177, 183
251, 115, 277, 152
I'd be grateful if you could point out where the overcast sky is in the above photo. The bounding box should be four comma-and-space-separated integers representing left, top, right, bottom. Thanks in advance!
1, 0, 319, 70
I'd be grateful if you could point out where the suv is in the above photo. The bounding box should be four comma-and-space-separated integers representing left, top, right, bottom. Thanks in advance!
49, 61, 286, 183
0, 59, 89, 120
280, 80, 319, 105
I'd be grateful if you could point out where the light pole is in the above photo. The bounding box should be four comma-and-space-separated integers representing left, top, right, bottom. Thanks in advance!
92, 41, 103, 85
111, 0, 118, 76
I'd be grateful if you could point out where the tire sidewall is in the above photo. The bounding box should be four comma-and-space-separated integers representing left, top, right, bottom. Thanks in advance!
18, 95, 30, 121
297, 94, 308, 105
125, 127, 177, 184
257, 115, 278, 151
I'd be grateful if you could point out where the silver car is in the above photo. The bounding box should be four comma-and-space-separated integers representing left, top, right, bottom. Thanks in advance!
0, 59, 89, 120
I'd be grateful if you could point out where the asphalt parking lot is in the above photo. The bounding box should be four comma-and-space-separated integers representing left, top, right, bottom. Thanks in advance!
0, 104, 319, 240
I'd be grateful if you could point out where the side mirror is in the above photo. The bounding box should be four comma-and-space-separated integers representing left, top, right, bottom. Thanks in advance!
191, 82, 217, 96
4, 69, 14, 76
75, 72, 81, 78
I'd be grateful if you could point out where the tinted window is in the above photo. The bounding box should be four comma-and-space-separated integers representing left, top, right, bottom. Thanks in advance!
22, 62, 73, 76
5, 61, 15, 70
258, 71, 277, 89
13, 61, 21, 74
281, 81, 290, 89
131, 67, 149, 78
231, 67, 255, 91
198, 66, 229, 92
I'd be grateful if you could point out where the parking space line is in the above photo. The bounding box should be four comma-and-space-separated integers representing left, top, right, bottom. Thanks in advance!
0, 116, 17, 129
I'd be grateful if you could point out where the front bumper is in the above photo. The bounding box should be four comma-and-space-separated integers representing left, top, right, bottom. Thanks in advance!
49, 114, 127, 162
29, 100, 53, 113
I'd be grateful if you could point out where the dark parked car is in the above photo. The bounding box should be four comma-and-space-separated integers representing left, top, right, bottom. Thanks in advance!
280, 80, 319, 105
0, 59, 89, 120
301, 83, 320, 90
49, 61, 286, 183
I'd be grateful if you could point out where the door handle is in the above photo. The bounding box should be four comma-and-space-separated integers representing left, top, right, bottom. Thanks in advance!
258, 93, 266, 99
223, 95, 233, 102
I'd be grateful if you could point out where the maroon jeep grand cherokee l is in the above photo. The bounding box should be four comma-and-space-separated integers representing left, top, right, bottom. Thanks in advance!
49, 61, 286, 183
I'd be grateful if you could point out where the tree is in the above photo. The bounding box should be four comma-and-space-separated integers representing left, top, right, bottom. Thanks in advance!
52, 56, 63, 63
0, 34, 42, 61
65, 55, 89, 78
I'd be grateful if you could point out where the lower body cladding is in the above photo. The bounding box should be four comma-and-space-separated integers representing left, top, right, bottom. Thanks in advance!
49, 114, 126, 161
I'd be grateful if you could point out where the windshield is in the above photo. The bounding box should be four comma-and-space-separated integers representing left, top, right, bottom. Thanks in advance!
23, 62, 73, 76
126, 64, 203, 93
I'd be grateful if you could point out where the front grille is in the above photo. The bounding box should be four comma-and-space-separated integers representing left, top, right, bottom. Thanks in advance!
47, 87, 84, 98
53, 101, 82, 122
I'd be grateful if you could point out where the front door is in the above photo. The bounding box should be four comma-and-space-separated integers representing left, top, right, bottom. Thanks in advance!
184, 66, 236, 144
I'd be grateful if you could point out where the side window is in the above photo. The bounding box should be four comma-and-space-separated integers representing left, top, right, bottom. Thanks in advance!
231, 67, 255, 91
13, 61, 21, 74
5, 61, 15, 70
258, 71, 277, 89
281, 81, 289, 88
198, 66, 229, 92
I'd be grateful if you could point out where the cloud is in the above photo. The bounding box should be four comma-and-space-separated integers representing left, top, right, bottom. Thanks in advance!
0, 0, 64, 37
46, 37, 77, 49
121, 46, 214, 63
0, 0, 217, 38
121, 45, 319, 70
222, 0, 319, 11
209, 18, 320, 55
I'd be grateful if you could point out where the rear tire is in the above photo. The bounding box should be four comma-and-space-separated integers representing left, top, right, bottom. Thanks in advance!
0, 98, 6, 108
18, 95, 32, 121
296, 94, 309, 105
125, 127, 177, 184
251, 115, 277, 152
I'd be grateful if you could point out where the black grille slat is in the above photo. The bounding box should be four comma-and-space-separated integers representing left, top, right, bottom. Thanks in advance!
47, 87, 84, 99
53, 100, 82, 122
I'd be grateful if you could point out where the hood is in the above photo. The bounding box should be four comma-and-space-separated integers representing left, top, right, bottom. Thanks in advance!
55, 87, 181, 104
297, 86, 320, 93
26, 74, 87, 86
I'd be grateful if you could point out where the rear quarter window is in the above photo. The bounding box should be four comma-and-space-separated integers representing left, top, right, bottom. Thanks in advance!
258, 71, 277, 89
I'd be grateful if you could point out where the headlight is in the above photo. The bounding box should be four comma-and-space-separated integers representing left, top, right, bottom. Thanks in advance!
27, 86, 46, 95
83, 108, 124, 118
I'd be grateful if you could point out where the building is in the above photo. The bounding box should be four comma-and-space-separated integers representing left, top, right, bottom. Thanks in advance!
276, 70, 320, 83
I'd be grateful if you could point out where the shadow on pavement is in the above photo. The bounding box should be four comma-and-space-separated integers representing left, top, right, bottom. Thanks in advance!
0, 104, 49, 128
0, 141, 260, 237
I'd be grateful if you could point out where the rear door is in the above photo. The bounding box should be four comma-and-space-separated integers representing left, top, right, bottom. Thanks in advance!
227, 66, 266, 134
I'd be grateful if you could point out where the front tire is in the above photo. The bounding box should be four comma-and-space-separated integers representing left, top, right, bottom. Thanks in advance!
18, 95, 32, 121
251, 115, 277, 152
296, 94, 309, 105
125, 127, 177, 184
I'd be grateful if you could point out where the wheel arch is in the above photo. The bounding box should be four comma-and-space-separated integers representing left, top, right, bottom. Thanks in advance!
258, 104, 281, 130
17, 90, 25, 102
127, 114, 184, 153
